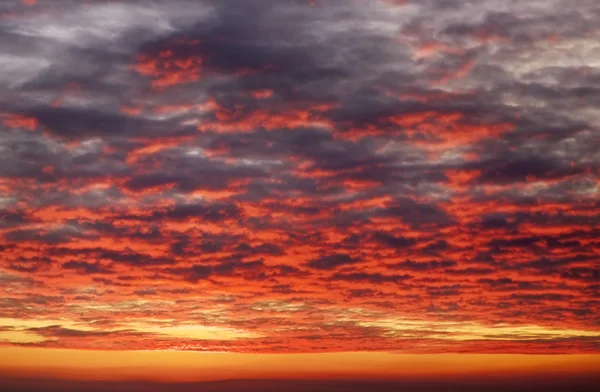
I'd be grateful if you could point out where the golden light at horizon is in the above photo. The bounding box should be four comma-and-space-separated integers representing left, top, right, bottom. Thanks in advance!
2, 315, 599, 346
0, 348, 599, 382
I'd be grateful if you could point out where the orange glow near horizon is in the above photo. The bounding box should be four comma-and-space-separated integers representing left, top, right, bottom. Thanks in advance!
1, 348, 600, 382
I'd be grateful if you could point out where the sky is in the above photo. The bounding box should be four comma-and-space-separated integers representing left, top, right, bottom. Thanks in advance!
1, 0, 600, 387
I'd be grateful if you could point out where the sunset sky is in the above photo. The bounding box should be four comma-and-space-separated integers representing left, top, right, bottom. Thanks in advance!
1, 0, 600, 388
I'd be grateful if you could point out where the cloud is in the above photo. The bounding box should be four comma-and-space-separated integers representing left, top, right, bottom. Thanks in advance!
329, 272, 412, 284
62, 261, 113, 275
0, 0, 599, 354
306, 254, 361, 270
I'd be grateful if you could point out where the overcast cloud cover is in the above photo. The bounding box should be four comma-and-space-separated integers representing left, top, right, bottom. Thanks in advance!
1, 0, 600, 353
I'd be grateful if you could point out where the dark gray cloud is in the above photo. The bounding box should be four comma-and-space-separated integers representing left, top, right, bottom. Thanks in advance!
306, 254, 361, 270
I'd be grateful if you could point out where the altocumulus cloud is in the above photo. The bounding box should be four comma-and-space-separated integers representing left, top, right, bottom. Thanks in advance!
0, 0, 599, 353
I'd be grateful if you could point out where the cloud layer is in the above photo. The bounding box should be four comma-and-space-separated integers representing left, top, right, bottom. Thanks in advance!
1, 0, 599, 353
